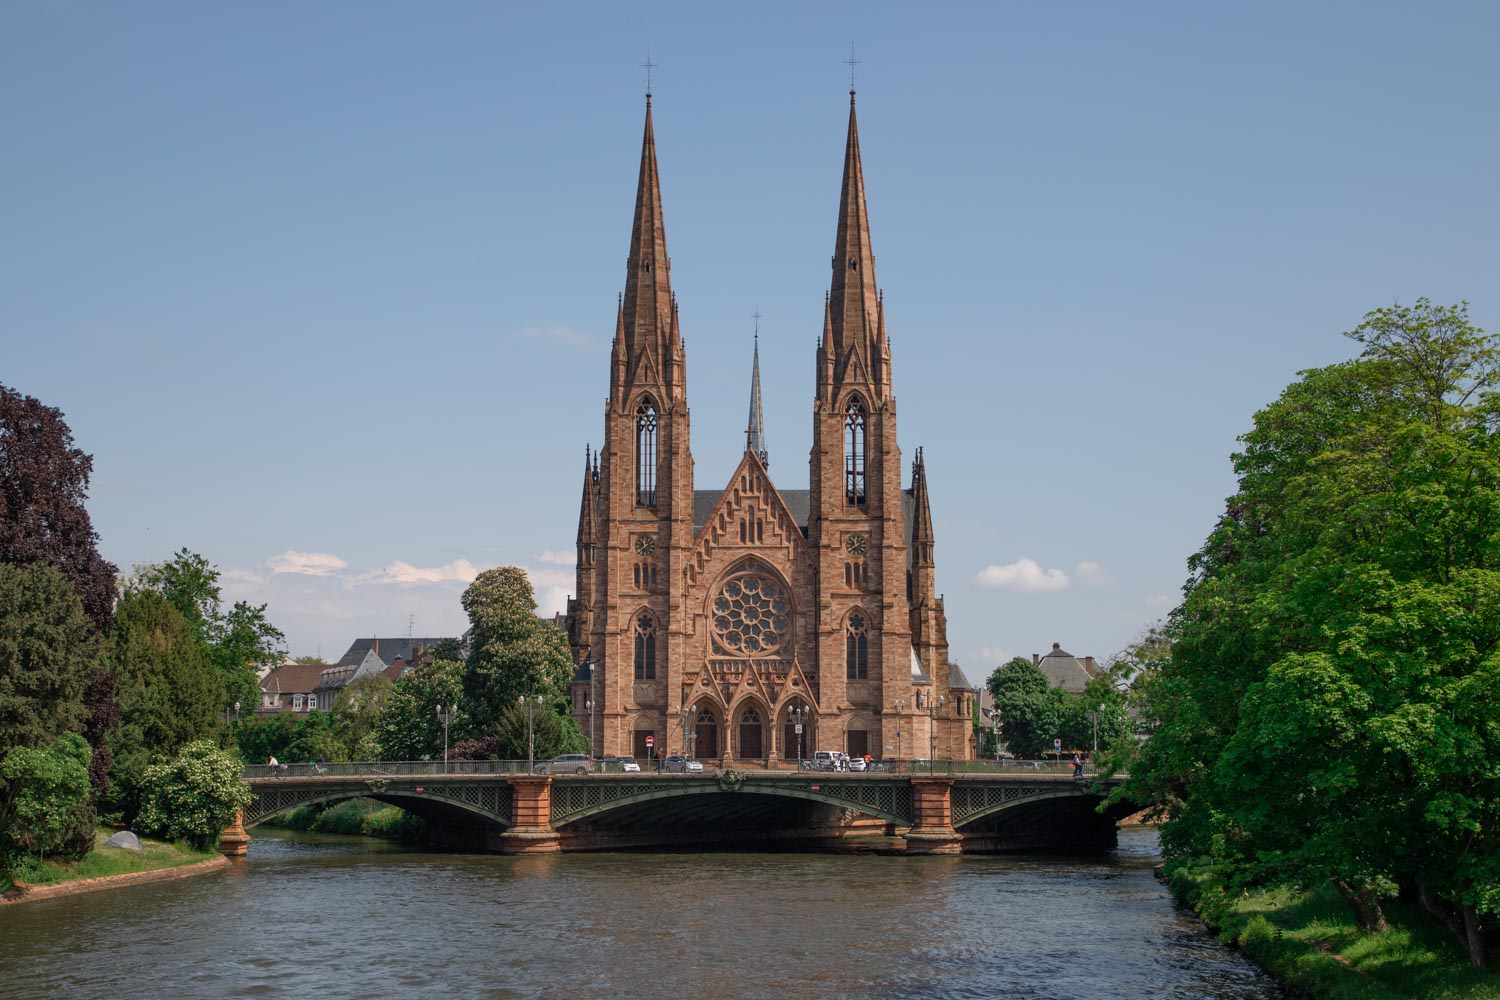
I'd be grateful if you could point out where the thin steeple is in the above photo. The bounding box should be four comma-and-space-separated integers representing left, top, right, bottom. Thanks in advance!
621, 94, 673, 362
911, 447, 935, 566
746, 321, 768, 467
828, 89, 879, 365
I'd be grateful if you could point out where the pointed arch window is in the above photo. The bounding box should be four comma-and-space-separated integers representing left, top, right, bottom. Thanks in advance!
634, 612, 657, 680
846, 611, 869, 680
844, 398, 867, 505
636, 401, 658, 507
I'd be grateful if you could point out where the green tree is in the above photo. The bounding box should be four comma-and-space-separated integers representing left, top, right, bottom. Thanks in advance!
131, 549, 286, 717
986, 656, 1060, 759
1130, 300, 1500, 965
0, 384, 118, 633
136, 740, 252, 851
101, 589, 220, 823
331, 674, 393, 760
377, 659, 467, 761
0, 732, 94, 863
493, 701, 586, 762
460, 567, 574, 734
0, 562, 96, 753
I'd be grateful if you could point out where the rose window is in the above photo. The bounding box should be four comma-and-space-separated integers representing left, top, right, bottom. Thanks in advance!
711, 572, 791, 655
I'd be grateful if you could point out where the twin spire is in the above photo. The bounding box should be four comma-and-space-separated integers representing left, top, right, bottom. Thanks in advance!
615, 86, 886, 445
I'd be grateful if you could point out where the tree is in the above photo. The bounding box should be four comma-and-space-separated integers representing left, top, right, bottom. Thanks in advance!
0, 384, 118, 633
1129, 300, 1500, 965
101, 589, 220, 822
986, 656, 1059, 759
0, 732, 94, 863
132, 549, 286, 716
377, 659, 466, 761
460, 567, 574, 734
0, 562, 97, 753
491, 701, 586, 761
136, 740, 252, 851
331, 674, 393, 760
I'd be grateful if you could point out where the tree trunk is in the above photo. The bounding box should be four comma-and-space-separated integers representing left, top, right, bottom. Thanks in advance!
1332, 879, 1388, 933
1418, 884, 1489, 969
1461, 905, 1489, 970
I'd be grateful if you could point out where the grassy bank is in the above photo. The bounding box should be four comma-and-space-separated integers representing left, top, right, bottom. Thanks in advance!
263, 799, 425, 843
1169, 864, 1500, 999
2, 830, 216, 894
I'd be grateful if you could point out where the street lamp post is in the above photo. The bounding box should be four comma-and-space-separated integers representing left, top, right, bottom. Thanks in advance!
892, 699, 905, 762
233, 701, 240, 725
585, 659, 595, 756
992, 705, 1002, 762
681, 704, 699, 761
519, 695, 542, 771
789, 705, 809, 765
1086, 703, 1105, 757
436, 702, 456, 772
927, 693, 946, 775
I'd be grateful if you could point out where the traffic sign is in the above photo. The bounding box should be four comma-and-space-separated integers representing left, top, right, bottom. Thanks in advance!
646, 735, 655, 747
1053, 738, 1062, 751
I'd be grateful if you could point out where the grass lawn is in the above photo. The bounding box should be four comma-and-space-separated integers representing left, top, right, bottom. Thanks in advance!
2, 830, 216, 894
1173, 867, 1500, 999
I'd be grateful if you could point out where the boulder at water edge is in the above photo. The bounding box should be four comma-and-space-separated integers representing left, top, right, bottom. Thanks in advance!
105, 831, 142, 851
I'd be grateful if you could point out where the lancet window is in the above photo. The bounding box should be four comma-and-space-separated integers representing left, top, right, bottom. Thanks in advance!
634, 612, 657, 680
636, 401, 658, 506
844, 398, 866, 505
846, 612, 869, 680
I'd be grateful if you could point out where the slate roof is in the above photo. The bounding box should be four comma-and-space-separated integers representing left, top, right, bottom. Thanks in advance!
1037, 643, 1095, 694
334, 637, 451, 670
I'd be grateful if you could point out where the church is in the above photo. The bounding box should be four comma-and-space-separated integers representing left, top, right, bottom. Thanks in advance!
565, 89, 975, 765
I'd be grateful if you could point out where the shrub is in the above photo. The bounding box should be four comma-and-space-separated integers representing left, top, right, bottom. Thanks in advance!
0, 732, 95, 862
137, 740, 252, 850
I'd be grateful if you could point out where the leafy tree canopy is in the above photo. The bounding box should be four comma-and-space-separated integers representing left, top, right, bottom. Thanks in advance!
377, 659, 466, 761
461, 567, 574, 735
0, 562, 97, 753
1129, 300, 1500, 964
0, 384, 117, 632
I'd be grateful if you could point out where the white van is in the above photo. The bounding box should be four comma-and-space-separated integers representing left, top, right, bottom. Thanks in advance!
811, 750, 849, 772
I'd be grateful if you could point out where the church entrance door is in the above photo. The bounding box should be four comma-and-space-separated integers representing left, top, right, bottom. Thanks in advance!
696, 713, 718, 760
739, 708, 764, 759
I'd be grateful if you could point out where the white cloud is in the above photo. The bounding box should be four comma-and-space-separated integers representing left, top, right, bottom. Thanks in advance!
1075, 561, 1111, 586
365, 559, 479, 585
534, 549, 576, 566
516, 325, 607, 352
975, 557, 1070, 593
265, 550, 348, 577
971, 645, 1015, 666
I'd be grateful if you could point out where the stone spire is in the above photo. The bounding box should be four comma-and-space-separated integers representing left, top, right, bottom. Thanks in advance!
576, 445, 598, 556
621, 95, 673, 365
746, 332, 768, 467
911, 447, 934, 567
828, 90, 880, 369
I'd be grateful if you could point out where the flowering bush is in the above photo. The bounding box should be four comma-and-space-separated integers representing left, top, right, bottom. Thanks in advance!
137, 741, 252, 850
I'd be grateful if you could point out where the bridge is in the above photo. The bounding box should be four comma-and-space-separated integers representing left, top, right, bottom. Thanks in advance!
218, 761, 1133, 857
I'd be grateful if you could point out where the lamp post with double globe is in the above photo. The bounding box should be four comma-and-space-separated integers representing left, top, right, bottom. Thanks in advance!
436, 702, 457, 773
519, 695, 542, 771
788, 704, 810, 765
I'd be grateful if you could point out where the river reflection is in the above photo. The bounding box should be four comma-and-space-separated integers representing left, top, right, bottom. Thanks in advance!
0, 828, 1279, 999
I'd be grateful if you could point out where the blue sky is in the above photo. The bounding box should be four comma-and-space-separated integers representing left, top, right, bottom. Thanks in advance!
4, 2, 1497, 670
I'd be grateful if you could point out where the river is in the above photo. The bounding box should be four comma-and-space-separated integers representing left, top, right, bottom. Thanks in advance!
0, 828, 1280, 999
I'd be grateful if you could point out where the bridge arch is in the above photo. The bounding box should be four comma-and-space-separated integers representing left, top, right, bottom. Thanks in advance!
243, 780, 512, 830
550, 777, 912, 829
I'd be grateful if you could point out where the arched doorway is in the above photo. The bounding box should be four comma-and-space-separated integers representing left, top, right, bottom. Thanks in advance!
694, 707, 719, 760
738, 706, 764, 759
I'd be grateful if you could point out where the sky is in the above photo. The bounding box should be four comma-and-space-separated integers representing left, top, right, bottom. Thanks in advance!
4, 2, 1498, 671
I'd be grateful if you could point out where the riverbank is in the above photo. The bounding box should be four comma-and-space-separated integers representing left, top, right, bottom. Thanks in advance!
263, 798, 425, 842
1168, 864, 1500, 999
1, 830, 223, 904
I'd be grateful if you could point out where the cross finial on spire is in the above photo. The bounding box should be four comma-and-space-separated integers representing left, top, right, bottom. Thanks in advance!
752, 307, 762, 341
641, 48, 657, 98
844, 43, 860, 93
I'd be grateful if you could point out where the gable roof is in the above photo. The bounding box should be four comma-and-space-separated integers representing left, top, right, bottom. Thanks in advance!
260, 662, 325, 696
334, 637, 450, 670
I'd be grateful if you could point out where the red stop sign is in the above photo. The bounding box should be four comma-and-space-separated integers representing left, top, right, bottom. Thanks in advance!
646, 736, 655, 747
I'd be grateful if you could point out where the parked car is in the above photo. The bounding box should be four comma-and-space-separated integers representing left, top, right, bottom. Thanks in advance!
847, 756, 868, 772
535, 754, 592, 775
663, 756, 703, 773
619, 758, 641, 773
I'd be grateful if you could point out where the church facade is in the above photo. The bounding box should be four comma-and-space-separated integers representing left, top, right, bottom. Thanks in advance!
565, 91, 974, 764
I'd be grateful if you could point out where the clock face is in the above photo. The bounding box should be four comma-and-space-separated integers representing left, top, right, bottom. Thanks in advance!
634, 535, 656, 556
845, 533, 867, 556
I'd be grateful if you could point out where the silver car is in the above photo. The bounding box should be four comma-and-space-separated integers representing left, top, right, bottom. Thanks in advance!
535, 754, 592, 775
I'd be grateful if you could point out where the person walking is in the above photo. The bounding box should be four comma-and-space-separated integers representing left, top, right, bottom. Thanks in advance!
1072, 753, 1084, 778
